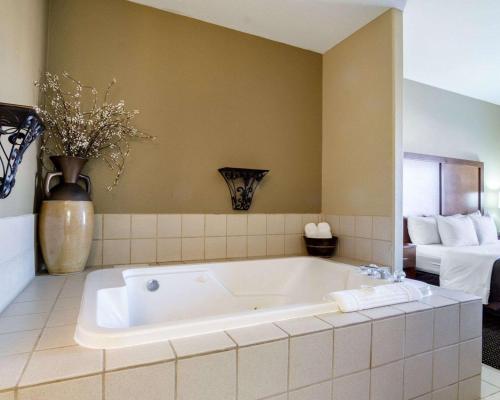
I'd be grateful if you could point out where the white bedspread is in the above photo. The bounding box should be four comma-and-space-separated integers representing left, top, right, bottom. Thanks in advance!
440, 241, 500, 304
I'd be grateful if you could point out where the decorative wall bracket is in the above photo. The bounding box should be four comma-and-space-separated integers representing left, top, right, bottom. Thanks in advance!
218, 167, 269, 211
0, 103, 44, 199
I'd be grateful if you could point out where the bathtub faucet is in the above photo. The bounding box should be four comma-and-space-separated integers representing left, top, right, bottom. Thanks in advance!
359, 264, 392, 280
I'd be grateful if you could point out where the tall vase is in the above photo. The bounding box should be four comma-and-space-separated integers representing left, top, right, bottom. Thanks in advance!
39, 156, 94, 274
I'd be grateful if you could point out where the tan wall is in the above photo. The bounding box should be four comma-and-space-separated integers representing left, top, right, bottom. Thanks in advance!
322, 9, 401, 218
0, 0, 48, 218
46, 0, 322, 214
404, 79, 500, 224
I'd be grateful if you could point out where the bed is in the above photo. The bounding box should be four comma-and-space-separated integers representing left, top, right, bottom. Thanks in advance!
403, 152, 500, 312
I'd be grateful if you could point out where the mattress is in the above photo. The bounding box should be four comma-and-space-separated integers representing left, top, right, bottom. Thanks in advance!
416, 244, 447, 275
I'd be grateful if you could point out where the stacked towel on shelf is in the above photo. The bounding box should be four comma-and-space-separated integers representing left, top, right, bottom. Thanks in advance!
304, 222, 333, 239
325, 282, 424, 312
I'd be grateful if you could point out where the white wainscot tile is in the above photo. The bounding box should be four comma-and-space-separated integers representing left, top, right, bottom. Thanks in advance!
181, 214, 204, 237
432, 383, 458, 400
37, 325, 76, 350
458, 375, 481, 400
247, 214, 266, 235
434, 304, 459, 349
226, 236, 247, 259
18, 374, 102, 400
177, 351, 236, 400
86, 240, 103, 267
459, 338, 482, 380
289, 381, 331, 400
267, 214, 285, 235
205, 215, 226, 237
405, 309, 434, 357
20, 346, 103, 386
238, 340, 288, 400
106, 341, 174, 370
103, 240, 130, 265
103, 214, 130, 239
266, 235, 284, 256
131, 239, 156, 264
93, 214, 103, 240
181, 238, 204, 261
226, 214, 247, 236
227, 323, 287, 347
0, 353, 29, 390
157, 238, 181, 262
302, 214, 319, 225
105, 362, 174, 400
333, 369, 370, 400
285, 234, 304, 255
373, 216, 392, 241
339, 237, 355, 259
324, 215, 340, 235
289, 330, 333, 390
339, 216, 355, 236
247, 235, 266, 257
460, 300, 482, 341
0, 313, 47, 334
372, 240, 393, 266
171, 332, 234, 358
372, 315, 405, 367
432, 344, 459, 390
333, 322, 371, 378
404, 352, 433, 400
0, 330, 39, 356
355, 238, 372, 262
157, 214, 181, 238
285, 214, 303, 234
204, 237, 226, 260
355, 216, 372, 238
131, 214, 156, 239
370, 360, 404, 400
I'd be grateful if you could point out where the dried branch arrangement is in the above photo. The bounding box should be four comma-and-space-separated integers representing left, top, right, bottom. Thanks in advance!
35, 72, 154, 190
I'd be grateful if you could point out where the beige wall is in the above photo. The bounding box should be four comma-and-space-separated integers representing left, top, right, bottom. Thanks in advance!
46, 0, 322, 214
404, 79, 500, 223
0, 0, 48, 217
322, 9, 402, 218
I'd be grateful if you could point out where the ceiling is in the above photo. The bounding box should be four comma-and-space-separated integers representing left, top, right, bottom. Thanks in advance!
404, 0, 500, 105
130, 0, 406, 53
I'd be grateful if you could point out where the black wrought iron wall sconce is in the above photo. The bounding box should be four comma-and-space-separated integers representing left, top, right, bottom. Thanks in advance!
0, 103, 45, 199
218, 167, 269, 211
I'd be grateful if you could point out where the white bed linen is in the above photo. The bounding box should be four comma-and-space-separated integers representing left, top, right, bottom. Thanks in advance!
440, 241, 500, 304
416, 244, 446, 274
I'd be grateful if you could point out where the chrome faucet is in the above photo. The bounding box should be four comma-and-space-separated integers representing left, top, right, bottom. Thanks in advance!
359, 264, 392, 280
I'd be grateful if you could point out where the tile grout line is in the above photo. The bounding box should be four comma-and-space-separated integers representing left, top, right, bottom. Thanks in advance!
14, 275, 69, 391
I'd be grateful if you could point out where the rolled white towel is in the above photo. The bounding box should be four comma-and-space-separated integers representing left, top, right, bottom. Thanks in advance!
304, 223, 318, 238
317, 222, 331, 233
325, 282, 424, 312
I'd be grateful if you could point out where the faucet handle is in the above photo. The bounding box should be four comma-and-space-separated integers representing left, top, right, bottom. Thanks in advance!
393, 270, 406, 283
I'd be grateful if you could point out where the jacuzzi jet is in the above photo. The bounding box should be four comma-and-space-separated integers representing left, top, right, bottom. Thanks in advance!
146, 279, 160, 292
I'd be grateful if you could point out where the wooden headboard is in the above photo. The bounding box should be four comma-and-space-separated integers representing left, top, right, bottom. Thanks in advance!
403, 152, 484, 244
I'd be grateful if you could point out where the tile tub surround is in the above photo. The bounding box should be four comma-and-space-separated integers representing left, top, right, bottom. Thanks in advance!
0, 270, 483, 400
88, 213, 392, 267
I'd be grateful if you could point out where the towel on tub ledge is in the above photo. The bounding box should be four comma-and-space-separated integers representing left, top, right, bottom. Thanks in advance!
326, 282, 424, 313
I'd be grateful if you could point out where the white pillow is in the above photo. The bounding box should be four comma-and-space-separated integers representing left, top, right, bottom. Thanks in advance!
436, 215, 479, 247
407, 216, 441, 245
469, 214, 498, 245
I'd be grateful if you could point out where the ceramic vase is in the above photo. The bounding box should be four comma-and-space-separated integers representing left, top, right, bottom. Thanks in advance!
39, 156, 94, 274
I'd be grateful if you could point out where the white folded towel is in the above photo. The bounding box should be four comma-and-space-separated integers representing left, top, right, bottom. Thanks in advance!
304, 222, 332, 239
325, 282, 424, 312
304, 223, 318, 238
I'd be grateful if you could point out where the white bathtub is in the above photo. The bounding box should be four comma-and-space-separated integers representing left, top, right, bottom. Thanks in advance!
75, 257, 391, 349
